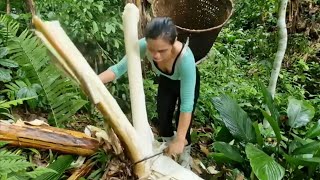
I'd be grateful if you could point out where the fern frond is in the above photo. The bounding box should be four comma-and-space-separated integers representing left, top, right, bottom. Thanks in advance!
0, 150, 25, 160
0, 15, 87, 127
25, 167, 57, 179
0, 15, 19, 40
0, 97, 36, 108
0, 160, 34, 174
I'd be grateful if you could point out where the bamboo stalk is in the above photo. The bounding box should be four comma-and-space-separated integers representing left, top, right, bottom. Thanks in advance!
0, 122, 99, 156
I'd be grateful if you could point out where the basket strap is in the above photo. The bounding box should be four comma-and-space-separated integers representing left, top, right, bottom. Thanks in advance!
181, 37, 207, 66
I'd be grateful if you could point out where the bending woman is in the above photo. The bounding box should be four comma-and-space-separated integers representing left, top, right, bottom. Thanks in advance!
99, 17, 200, 168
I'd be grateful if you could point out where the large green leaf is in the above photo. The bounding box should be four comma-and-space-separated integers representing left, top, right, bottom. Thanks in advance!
246, 143, 285, 180
287, 97, 315, 128
212, 95, 256, 143
305, 120, 320, 139
213, 142, 244, 163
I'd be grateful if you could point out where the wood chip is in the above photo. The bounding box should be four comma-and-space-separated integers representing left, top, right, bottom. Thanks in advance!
207, 166, 220, 175
199, 144, 210, 156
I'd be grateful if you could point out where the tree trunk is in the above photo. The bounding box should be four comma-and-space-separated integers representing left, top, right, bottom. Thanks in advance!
24, 0, 36, 16
288, 0, 299, 33
268, 0, 288, 98
0, 122, 99, 156
6, 0, 10, 14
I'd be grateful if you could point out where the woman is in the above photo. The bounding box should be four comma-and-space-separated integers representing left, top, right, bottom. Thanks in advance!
99, 17, 200, 167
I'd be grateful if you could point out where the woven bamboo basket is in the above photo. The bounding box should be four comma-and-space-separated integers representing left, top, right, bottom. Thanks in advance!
152, 0, 233, 62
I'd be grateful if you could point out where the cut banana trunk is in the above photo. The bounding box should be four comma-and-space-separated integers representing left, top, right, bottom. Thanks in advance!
32, 3, 203, 179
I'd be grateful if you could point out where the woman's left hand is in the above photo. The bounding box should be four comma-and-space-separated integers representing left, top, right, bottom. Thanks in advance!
166, 138, 186, 156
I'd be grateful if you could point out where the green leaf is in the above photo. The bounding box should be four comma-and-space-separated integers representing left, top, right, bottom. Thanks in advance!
0, 160, 34, 174
259, 81, 280, 122
288, 140, 303, 154
261, 109, 282, 144
292, 141, 320, 155
0, 97, 36, 108
0, 67, 12, 82
253, 121, 263, 146
287, 97, 315, 128
208, 152, 235, 164
215, 125, 234, 143
213, 142, 244, 162
305, 120, 320, 139
0, 59, 18, 68
0, 150, 25, 160
284, 154, 320, 167
0, 142, 8, 148
26, 167, 57, 178
212, 95, 256, 143
34, 155, 74, 180
105, 23, 113, 34
0, 47, 8, 58
246, 143, 285, 180
92, 21, 98, 34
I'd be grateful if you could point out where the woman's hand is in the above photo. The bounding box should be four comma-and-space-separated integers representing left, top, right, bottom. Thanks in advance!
166, 137, 187, 157
98, 69, 116, 84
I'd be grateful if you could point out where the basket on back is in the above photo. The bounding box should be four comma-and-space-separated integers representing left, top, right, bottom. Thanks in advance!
152, 0, 233, 62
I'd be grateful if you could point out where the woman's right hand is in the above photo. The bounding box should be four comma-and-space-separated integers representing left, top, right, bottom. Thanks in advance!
98, 69, 116, 84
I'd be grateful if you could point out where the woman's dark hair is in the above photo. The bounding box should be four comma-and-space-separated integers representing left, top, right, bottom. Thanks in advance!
145, 17, 177, 45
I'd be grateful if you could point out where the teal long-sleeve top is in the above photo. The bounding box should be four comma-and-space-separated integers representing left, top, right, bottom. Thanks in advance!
109, 38, 196, 113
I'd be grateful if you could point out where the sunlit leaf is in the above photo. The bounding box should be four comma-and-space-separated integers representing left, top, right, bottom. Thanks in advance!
246, 143, 284, 180
287, 97, 315, 128
212, 95, 256, 143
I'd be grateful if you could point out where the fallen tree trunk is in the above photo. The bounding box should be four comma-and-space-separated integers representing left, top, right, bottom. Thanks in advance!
0, 122, 99, 156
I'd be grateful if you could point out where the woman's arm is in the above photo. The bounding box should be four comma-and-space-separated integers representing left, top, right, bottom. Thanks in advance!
176, 112, 192, 143
167, 49, 196, 155
98, 38, 148, 84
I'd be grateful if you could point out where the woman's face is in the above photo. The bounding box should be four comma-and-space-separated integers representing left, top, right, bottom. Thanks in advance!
147, 38, 174, 62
